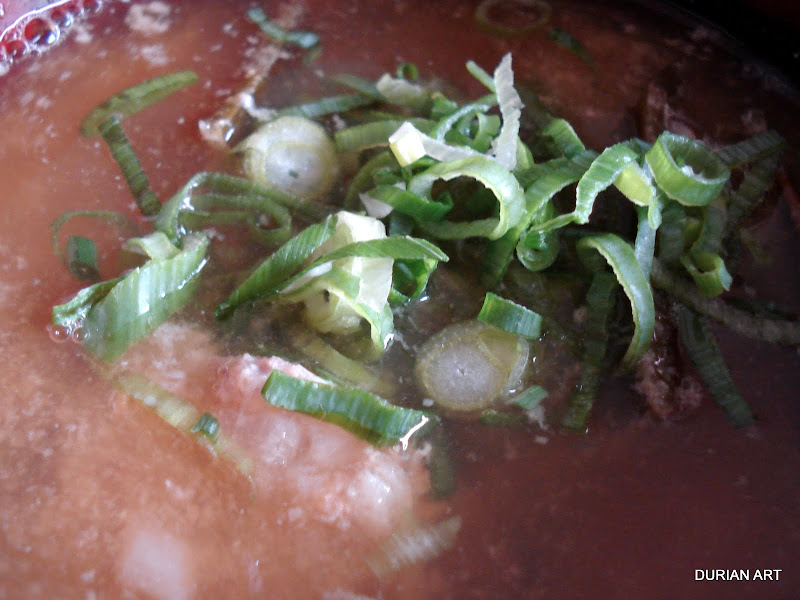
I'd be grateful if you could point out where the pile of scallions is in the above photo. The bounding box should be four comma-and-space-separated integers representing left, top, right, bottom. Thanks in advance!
51, 43, 799, 449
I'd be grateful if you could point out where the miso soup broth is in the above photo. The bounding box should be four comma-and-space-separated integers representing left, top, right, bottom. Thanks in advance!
1, 1, 799, 599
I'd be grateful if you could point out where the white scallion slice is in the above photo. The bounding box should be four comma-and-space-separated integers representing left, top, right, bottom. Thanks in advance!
415, 320, 530, 414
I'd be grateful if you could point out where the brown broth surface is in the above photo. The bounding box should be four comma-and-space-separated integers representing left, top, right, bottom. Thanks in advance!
1, 1, 799, 599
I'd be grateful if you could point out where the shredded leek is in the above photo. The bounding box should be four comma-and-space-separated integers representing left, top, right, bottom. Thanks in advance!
546, 28, 595, 68
51, 210, 139, 267
650, 259, 800, 345
191, 412, 221, 443
215, 216, 337, 319
156, 171, 324, 246
56, 232, 210, 362
65, 236, 101, 282
415, 320, 530, 413
645, 132, 730, 206
289, 328, 396, 397
477, 292, 542, 339
676, 305, 754, 427
98, 115, 161, 216
262, 370, 429, 445
561, 272, 617, 431
367, 516, 462, 577
246, 7, 319, 49
80, 70, 199, 137
409, 155, 526, 240
577, 233, 655, 371
115, 372, 252, 474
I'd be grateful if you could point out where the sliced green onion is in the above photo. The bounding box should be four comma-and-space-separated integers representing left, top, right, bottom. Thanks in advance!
431, 97, 497, 141
262, 370, 429, 446
525, 151, 597, 229
115, 372, 252, 474
191, 412, 221, 443
633, 206, 656, 281
509, 384, 548, 412
81, 70, 198, 137
478, 292, 542, 339
715, 129, 785, 168
465, 59, 496, 91
614, 160, 656, 207
275, 93, 374, 120
676, 305, 754, 427
561, 271, 616, 431
390, 257, 439, 304
515, 226, 559, 272
389, 121, 480, 166
367, 516, 462, 577
65, 235, 101, 281
289, 328, 395, 397
345, 150, 399, 210
335, 119, 433, 153
215, 216, 337, 319
80, 232, 209, 362
409, 155, 526, 240
681, 197, 731, 296
474, 0, 552, 37
156, 171, 326, 245
415, 320, 530, 413
314, 236, 448, 264
681, 251, 732, 297
98, 114, 161, 216
123, 231, 180, 261
644, 132, 730, 206
572, 143, 639, 224
51, 209, 139, 267
238, 115, 339, 201
376, 74, 430, 111
541, 118, 585, 159
577, 233, 655, 371
724, 153, 782, 236
650, 258, 800, 345
363, 184, 452, 222
178, 192, 292, 247
396, 62, 419, 81
656, 200, 688, 266
246, 7, 319, 49
546, 28, 595, 67
329, 73, 383, 99
52, 277, 122, 331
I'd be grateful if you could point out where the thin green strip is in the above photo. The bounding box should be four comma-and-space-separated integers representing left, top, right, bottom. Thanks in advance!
477, 292, 542, 339
247, 7, 319, 49
262, 370, 429, 446
577, 233, 655, 371
98, 115, 161, 216
676, 305, 753, 427
81, 70, 198, 137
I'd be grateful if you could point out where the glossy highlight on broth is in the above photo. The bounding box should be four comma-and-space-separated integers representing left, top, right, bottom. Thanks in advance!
1, 1, 799, 599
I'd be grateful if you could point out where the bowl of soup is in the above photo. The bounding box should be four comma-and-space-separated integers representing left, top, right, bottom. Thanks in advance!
1, 1, 798, 598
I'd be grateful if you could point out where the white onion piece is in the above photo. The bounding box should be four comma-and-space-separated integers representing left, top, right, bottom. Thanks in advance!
490, 53, 523, 170
389, 121, 479, 167
240, 115, 339, 200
